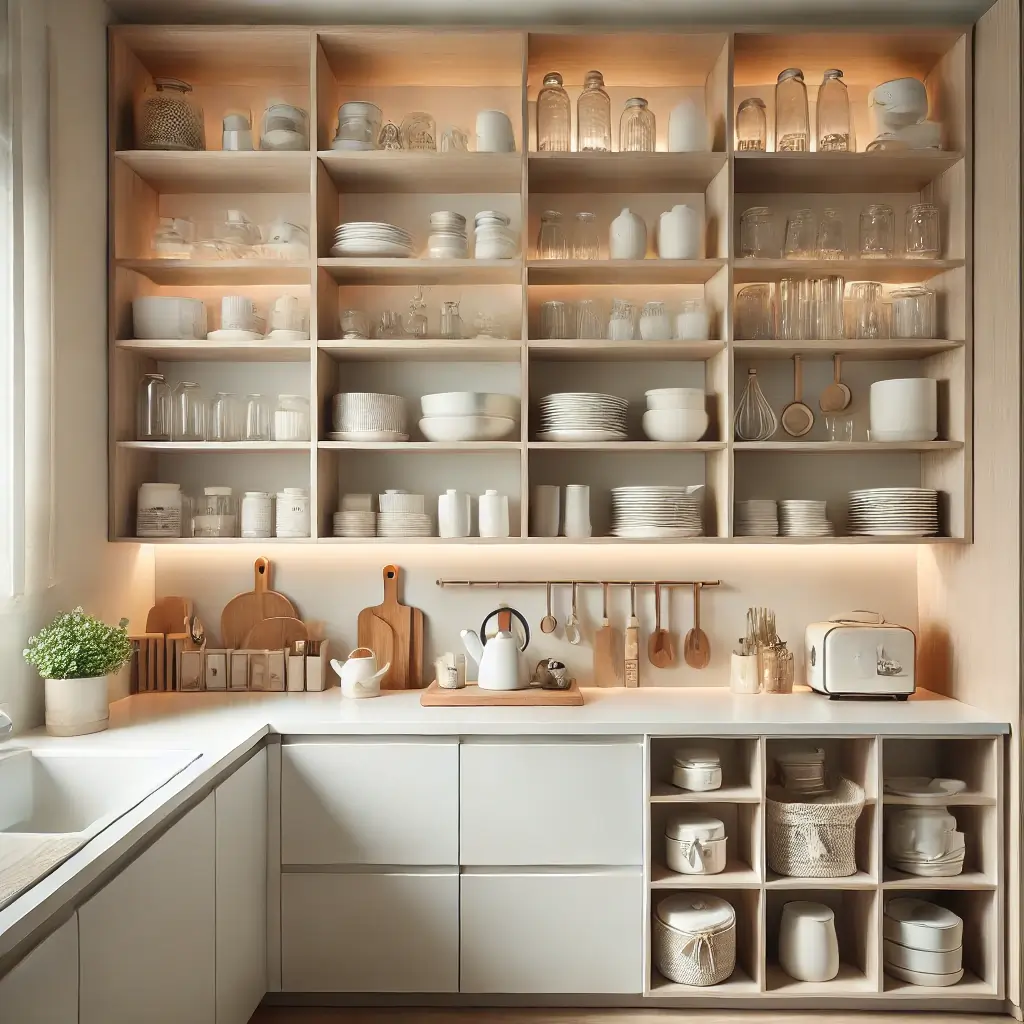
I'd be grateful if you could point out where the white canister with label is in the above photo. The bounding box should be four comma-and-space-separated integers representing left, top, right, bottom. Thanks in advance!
275, 487, 310, 538
241, 491, 273, 538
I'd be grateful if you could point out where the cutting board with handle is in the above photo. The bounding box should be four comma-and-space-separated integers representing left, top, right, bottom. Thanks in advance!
146, 596, 193, 637
357, 565, 424, 688
593, 583, 623, 687
242, 616, 309, 652
221, 557, 296, 650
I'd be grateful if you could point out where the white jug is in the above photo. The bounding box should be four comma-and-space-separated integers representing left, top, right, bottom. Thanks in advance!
668, 98, 708, 152
658, 204, 701, 260
331, 648, 391, 699
609, 208, 647, 260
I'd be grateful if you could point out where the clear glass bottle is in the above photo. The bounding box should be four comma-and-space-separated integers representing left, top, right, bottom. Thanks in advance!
736, 97, 767, 151
537, 71, 571, 152
572, 211, 600, 259
619, 97, 655, 152
739, 206, 778, 258
170, 381, 206, 442
577, 70, 611, 152
537, 210, 569, 259
137, 373, 171, 441
816, 69, 852, 152
774, 69, 809, 152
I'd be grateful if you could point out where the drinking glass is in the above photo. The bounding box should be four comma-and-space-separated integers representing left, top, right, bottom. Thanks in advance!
825, 415, 854, 442
572, 211, 601, 259
171, 381, 206, 441
859, 204, 895, 258
243, 394, 272, 441
440, 301, 464, 340
577, 70, 611, 152
537, 210, 569, 259
607, 299, 635, 341
619, 97, 655, 152
536, 72, 570, 152
137, 373, 171, 441
736, 97, 767, 151
735, 284, 774, 340
739, 206, 778, 258
816, 70, 852, 151
775, 68, 809, 152
576, 298, 601, 339
541, 300, 572, 339
777, 277, 811, 340
341, 309, 368, 339
639, 301, 672, 341
812, 276, 845, 340
846, 281, 887, 339
209, 392, 243, 442
890, 286, 936, 338
905, 202, 940, 258
376, 311, 405, 339
783, 208, 816, 258
817, 209, 846, 259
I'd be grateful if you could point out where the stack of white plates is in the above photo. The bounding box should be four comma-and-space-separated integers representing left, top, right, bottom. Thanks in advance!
735, 499, 779, 537
331, 222, 416, 258
427, 211, 468, 259
333, 511, 376, 538
538, 393, 628, 442
377, 512, 433, 538
779, 499, 834, 537
331, 393, 408, 441
610, 486, 704, 538
378, 490, 425, 514
847, 488, 940, 537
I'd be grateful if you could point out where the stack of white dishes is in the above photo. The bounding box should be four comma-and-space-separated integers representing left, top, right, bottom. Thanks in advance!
885, 806, 966, 877
848, 487, 940, 536
735, 499, 779, 537
610, 485, 704, 538
883, 777, 967, 801
331, 393, 408, 441
331, 222, 416, 258
869, 377, 938, 442
132, 296, 206, 340
539, 393, 628, 442
419, 392, 519, 442
333, 510, 376, 538
377, 511, 433, 538
426, 211, 468, 259
642, 388, 709, 442
779, 499, 834, 537
474, 210, 517, 259
883, 898, 964, 987
775, 747, 827, 794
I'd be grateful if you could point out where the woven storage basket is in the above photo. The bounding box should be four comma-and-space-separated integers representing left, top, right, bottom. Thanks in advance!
766, 776, 865, 878
652, 899, 736, 986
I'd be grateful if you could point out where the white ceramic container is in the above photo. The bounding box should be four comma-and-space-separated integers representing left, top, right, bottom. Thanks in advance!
658, 203, 702, 259
883, 898, 964, 952
476, 109, 515, 152
646, 387, 706, 411
421, 392, 520, 419
478, 489, 510, 538
778, 901, 840, 983
676, 304, 711, 341
378, 490, 425, 514
331, 648, 390, 699
531, 484, 560, 537
884, 962, 965, 987
44, 676, 110, 736
665, 814, 727, 874
642, 409, 709, 442
609, 208, 647, 260
438, 489, 471, 538
275, 487, 310, 538
668, 97, 709, 151
869, 377, 938, 442
730, 652, 761, 694
419, 415, 516, 442
241, 491, 273, 539
563, 484, 592, 538
671, 746, 723, 791
883, 938, 963, 976
886, 806, 958, 860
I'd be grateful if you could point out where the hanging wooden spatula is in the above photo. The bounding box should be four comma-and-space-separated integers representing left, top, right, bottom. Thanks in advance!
593, 583, 622, 686
683, 583, 712, 669
647, 583, 676, 668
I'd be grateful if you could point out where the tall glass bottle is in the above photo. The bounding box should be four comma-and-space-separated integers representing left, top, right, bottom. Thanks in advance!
577, 70, 611, 152
536, 71, 571, 152
816, 69, 852, 151
774, 68, 809, 152
619, 97, 655, 152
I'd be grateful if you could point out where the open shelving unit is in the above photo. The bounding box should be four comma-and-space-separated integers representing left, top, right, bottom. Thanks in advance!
108, 25, 971, 544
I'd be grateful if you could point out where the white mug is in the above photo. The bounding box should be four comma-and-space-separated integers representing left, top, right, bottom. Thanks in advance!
475, 109, 515, 153
221, 295, 258, 332
563, 484, 592, 538
531, 485, 560, 538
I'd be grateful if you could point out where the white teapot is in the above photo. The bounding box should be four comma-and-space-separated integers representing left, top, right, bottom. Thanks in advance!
461, 606, 531, 690
331, 647, 391, 699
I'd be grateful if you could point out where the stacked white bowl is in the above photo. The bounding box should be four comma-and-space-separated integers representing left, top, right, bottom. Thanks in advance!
419, 392, 519, 442
474, 210, 518, 259
869, 377, 938, 442
883, 898, 964, 987
377, 491, 432, 537
642, 388, 709, 442
331, 393, 407, 441
735, 499, 779, 537
426, 211, 468, 259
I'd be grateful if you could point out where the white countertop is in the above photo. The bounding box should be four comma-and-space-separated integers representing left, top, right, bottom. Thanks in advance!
0, 685, 1008, 967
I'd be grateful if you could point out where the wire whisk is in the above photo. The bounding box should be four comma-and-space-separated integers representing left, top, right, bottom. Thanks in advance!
734, 368, 778, 441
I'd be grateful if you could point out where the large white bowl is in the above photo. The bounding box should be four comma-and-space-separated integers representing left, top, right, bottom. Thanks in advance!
869, 377, 938, 441
645, 387, 706, 411
419, 415, 517, 442
643, 408, 709, 442
420, 392, 520, 420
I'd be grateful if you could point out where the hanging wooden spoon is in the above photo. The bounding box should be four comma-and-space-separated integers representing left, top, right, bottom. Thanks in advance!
820, 354, 852, 412
540, 581, 557, 634
647, 583, 675, 668
683, 583, 711, 669
781, 354, 814, 437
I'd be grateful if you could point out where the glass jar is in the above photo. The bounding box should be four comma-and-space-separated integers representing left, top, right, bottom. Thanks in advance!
340, 309, 369, 339
151, 217, 195, 258
846, 281, 887, 339
735, 285, 774, 340
676, 299, 710, 341
577, 70, 611, 152
638, 301, 671, 341
241, 491, 273, 539
739, 206, 778, 258
261, 103, 309, 151
170, 381, 206, 442
540, 300, 572, 340
774, 69, 809, 152
193, 487, 237, 538
276, 487, 311, 538
400, 111, 437, 151
137, 373, 171, 441
607, 299, 636, 341
209, 393, 243, 442
890, 286, 936, 338
136, 482, 183, 538
537, 72, 571, 152
440, 301, 463, 340
777, 277, 812, 340
334, 101, 382, 151
576, 299, 601, 339
905, 202, 941, 258
816, 69, 852, 151
537, 210, 569, 259
572, 211, 600, 259
859, 203, 895, 258
817, 208, 846, 259
736, 97, 767, 151
135, 78, 205, 151
783, 208, 816, 258
243, 394, 272, 441
274, 395, 310, 441
619, 97, 655, 152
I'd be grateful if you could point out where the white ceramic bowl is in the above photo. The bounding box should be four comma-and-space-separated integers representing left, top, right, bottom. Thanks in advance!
869, 378, 938, 441
420, 392, 520, 420
883, 939, 962, 976
883, 898, 964, 952
643, 409, 709, 442
419, 415, 517, 442
646, 388, 706, 411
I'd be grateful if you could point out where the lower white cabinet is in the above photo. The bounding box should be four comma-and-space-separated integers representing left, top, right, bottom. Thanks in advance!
460, 870, 644, 994
281, 871, 458, 992
79, 795, 217, 1024
216, 748, 268, 1024
0, 913, 78, 1023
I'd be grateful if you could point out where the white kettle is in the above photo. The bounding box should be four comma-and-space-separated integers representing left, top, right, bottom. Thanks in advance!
461, 606, 531, 690
331, 647, 391, 699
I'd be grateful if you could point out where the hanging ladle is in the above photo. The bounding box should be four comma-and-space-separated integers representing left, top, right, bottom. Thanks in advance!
540, 582, 557, 634
819, 354, 852, 413
781, 354, 815, 437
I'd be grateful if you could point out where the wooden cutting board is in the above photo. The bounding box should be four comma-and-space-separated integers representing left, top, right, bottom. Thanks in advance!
242, 616, 308, 651
357, 565, 424, 689
420, 681, 583, 706
221, 557, 296, 650
146, 596, 193, 637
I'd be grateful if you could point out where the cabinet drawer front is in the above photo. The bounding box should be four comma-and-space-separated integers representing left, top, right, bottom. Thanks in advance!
461, 871, 643, 993
282, 741, 458, 865
281, 872, 458, 993
460, 741, 643, 865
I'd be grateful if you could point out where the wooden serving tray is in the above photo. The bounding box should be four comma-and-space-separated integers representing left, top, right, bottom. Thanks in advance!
420, 681, 583, 707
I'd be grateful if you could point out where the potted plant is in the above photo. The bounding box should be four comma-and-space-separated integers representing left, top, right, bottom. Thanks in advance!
23, 607, 133, 736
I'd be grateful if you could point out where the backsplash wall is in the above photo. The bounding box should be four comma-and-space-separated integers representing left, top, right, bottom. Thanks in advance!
155, 545, 919, 688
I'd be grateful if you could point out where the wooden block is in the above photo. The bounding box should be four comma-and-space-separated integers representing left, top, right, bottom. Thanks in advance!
230, 651, 251, 690
205, 650, 228, 691
305, 640, 330, 692
165, 633, 187, 692
287, 653, 305, 692
178, 651, 204, 692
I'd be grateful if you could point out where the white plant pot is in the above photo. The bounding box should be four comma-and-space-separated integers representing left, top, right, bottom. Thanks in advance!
44, 675, 110, 736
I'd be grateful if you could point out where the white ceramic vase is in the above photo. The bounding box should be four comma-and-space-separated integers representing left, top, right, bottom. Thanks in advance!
44, 675, 110, 736
438, 489, 471, 538
778, 901, 840, 983
563, 484, 592, 538
609, 208, 647, 260
668, 98, 708, 152
478, 489, 510, 538
658, 204, 702, 260
531, 485, 561, 537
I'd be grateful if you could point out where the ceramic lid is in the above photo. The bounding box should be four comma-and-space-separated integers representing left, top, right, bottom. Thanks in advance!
665, 813, 726, 843
656, 893, 735, 934
885, 898, 962, 933
673, 746, 721, 768
781, 900, 835, 924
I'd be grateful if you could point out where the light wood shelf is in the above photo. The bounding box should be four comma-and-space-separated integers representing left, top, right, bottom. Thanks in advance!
528, 441, 726, 452
765, 871, 876, 890
319, 339, 523, 361
116, 339, 313, 362
733, 339, 965, 360
528, 259, 726, 285
651, 861, 761, 889
528, 151, 728, 193
734, 441, 964, 453
114, 150, 311, 194
318, 258, 520, 285
650, 967, 760, 997
117, 259, 311, 285
650, 782, 760, 804
318, 151, 522, 193
529, 339, 725, 361
733, 258, 965, 284
319, 441, 522, 451
765, 963, 875, 994
116, 441, 310, 452
881, 869, 996, 890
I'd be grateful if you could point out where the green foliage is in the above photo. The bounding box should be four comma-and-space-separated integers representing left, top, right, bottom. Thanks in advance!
23, 607, 133, 680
